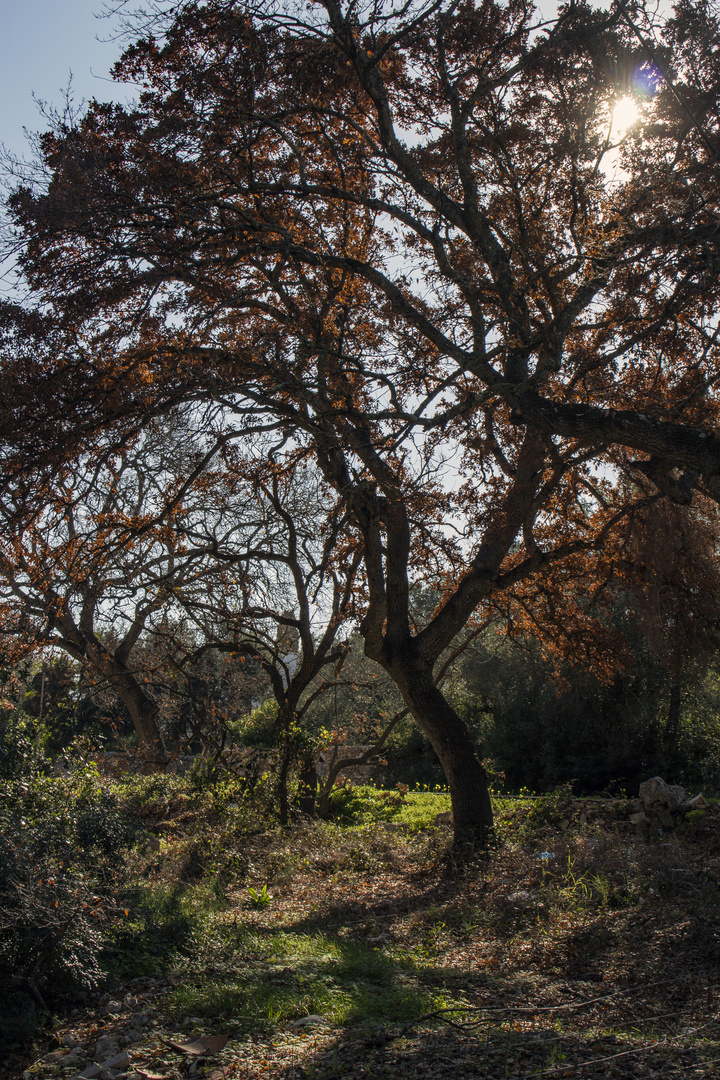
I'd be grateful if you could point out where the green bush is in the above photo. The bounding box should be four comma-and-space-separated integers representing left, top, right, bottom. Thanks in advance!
0, 755, 138, 1049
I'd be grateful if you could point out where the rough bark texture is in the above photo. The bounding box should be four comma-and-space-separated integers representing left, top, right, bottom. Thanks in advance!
386, 647, 494, 848
95, 655, 168, 773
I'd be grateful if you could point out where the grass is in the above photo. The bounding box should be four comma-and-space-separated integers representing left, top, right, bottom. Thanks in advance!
327, 783, 451, 828
9, 773, 720, 1080
166, 928, 446, 1032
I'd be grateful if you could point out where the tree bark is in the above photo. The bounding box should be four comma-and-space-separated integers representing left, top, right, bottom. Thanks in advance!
90, 649, 169, 773
385, 647, 494, 849
123, 689, 169, 774
296, 751, 317, 816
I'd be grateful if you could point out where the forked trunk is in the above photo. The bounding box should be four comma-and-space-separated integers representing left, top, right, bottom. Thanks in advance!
388, 653, 494, 848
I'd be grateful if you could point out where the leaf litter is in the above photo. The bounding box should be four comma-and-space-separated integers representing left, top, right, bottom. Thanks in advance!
10, 798, 720, 1079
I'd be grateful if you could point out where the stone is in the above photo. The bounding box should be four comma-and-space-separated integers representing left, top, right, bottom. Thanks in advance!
95, 1037, 120, 1062
101, 1000, 123, 1017
433, 811, 453, 825
132, 1011, 152, 1027
73, 1065, 102, 1080
639, 777, 687, 813
102, 1051, 130, 1071
629, 812, 647, 825
291, 1015, 329, 1028
59, 1049, 86, 1066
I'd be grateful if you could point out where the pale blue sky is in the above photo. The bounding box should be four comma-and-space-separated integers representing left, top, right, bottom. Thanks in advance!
0, 0, 132, 159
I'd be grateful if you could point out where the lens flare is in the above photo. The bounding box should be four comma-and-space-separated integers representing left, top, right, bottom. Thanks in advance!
612, 95, 641, 140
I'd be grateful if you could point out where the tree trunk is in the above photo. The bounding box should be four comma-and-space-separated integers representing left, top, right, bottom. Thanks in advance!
296, 752, 317, 816
95, 655, 168, 773
124, 692, 169, 774
277, 749, 292, 826
387, 650, 494, 849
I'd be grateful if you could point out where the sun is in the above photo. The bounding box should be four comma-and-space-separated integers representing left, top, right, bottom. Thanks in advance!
611, 95, 642, 140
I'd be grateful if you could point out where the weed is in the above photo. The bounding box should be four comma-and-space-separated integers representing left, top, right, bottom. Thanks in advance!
248, 883, 272, 908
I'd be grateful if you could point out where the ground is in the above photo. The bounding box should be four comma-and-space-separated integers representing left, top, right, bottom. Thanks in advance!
7, 784, 720, 1080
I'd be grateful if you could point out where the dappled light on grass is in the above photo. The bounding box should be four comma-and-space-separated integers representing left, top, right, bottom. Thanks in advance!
10, 775, 720, 1079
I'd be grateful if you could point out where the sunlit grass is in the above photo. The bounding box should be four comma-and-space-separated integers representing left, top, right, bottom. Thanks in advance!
165, 926, 445, 1031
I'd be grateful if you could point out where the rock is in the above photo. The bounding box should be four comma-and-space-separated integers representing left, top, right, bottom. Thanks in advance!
639, 777, 687, 813
123, 1030, 143, 1044
59, 1049, 86, 1066
686, 794, 708, 808
433, 811, 453, 825
99, 1051, 130, 1073
367, 934, 389, 945
95, 1037, 120, 1062
101, 1000, 123, 1017
132, 1011, 152, 1027
73, 1065, 103, 1080
508, 890, 536, 905
629, 812, 647, 825
291, 1015, 329, 1028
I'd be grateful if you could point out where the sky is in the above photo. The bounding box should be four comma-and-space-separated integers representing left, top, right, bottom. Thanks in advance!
0, 0, 133, 160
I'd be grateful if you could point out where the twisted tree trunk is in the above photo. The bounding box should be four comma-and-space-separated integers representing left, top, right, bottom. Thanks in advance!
386, 647, 494, 848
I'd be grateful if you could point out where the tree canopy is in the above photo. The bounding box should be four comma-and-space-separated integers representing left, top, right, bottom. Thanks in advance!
4, 0, 720, 843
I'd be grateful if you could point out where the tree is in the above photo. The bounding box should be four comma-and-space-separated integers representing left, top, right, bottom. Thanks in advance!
615, 499, 720, 749
5, 0, 720, 844
0, 413, 273, 768
0, 407, 360, 791
165, 459, 362, 822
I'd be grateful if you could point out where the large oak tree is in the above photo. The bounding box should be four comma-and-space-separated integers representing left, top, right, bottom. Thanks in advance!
5, 0, 720, 842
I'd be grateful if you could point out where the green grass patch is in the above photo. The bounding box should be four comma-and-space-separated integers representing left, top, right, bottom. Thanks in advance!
106, 881, 225, 979
328, 784, 451, 828
165, 926, 447, 1032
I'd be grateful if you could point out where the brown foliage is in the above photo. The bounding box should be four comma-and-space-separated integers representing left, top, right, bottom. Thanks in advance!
5, 0, 720, 838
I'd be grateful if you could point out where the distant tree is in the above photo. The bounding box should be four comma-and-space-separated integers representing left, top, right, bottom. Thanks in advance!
166, 461, 361, 822
618, 499, 720, 749
0, 414, 265, 768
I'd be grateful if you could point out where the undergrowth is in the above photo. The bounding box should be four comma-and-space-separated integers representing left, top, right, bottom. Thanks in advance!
6, 765, 720, 1078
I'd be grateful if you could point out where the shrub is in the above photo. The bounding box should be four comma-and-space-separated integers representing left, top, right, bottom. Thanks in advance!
0, 756, 138, 1049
